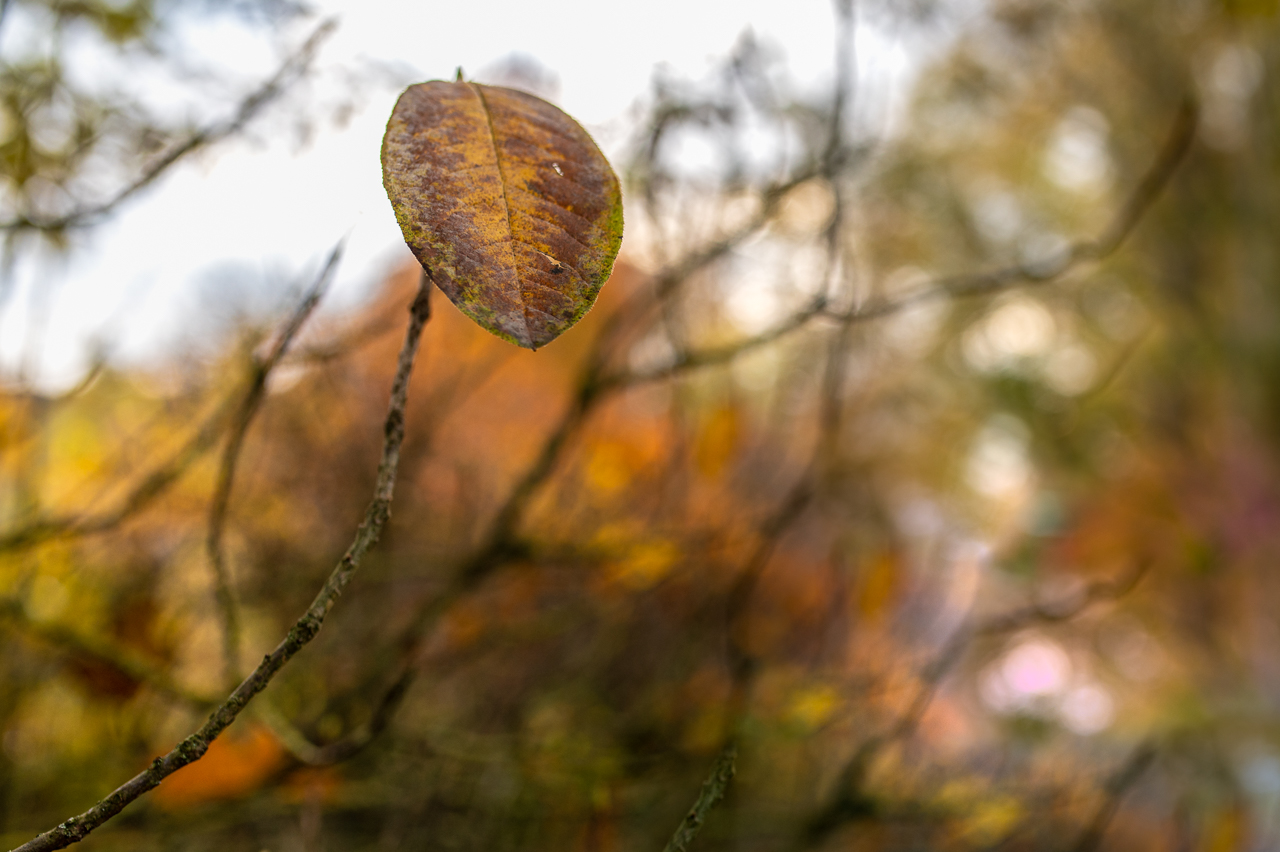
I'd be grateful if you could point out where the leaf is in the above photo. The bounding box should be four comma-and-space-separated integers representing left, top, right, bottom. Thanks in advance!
381, 80, 624, 350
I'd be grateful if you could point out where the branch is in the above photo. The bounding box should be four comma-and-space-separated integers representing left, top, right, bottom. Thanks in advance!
0, 20, 337, 233
8, 272, 432, 852
1069, 741, 1157, 852
0, 249, 342, 559
288, 308, 400, 365
831, 96, 1198, 320
602, 294, 828, 390
605, 95, 1198, 391
0, 597, 218, 708
208, 243, 342, 684
824, 0, 857, 165
304, 175, 849, 768
240, 18, 946, 770
257, 663, 414, 767
598, 162, 825, 363
662, 744, 738, 852
0, 391, 237, 553
0, 358, 105, 403
803, 562, 1150, 845
231, 84, 1196, 811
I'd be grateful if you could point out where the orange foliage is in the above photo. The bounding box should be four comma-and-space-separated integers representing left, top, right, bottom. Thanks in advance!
153, 725, 285, 809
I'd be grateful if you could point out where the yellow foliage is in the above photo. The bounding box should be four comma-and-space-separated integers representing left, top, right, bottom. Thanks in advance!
694, 405, 740, 478
586, 443, 634, 494
784, 683, 840, 731
858, 551, 899, 619
1202, 807, 1244, 852
606, 539, 680, 591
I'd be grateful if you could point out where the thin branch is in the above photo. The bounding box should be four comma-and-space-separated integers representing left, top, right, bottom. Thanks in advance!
8, 272, 432, 852
722, 128, 851, 716
208, 243, 342, 684
0, 392, 237, 553
241, 339, 522, 769
226, 81, 1195, 807
662, 744, 738, 852
605, 95, 1198, 391
832, 96, 1198, 319
602, 294, 828, 390
288, 308, 400, 365
295, 119, 850, 770
824, 0, 857, 165
1069, 741, 1158, 852
880, 563, 1150, 751
239, 29, 1188, 786
295, 364, 609, 761
0, 358, 105, 403
253, 585, 452, 767
0, 596, 218, 708
0, 20, 337, 233
803, 562, 1150, 846
0, 251, 343, 558
598, 162, 825, 361
1092, 97, 1199, 257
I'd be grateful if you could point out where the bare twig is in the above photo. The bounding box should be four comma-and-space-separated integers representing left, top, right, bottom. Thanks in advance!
252, 89, 1197, 792
0, 20, 337, 233
825, 0, 857, 165
289, 308, 400, 364
8, 272, 432, 852
0, 251, 342, 559
286, 10, 866, 764
833, 96, 1198, 319
598, 162, 825, 363
602, 294, 829, 390
0, 393, 237, 553
803, 563, 1150, 846
663, 744, 738, 852
0, 358, 105, 403
207, 243, 342, 684
725, 46, 854, 704
725, 479, 815, 691
1069, 741, 1158, 852
604, 95, 1198, 392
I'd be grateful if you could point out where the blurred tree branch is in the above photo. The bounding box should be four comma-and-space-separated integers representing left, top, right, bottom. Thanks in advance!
8, 273, 431, 852
248, 29, 1198, 805
0, 388, 237, 553
803, 562, 1151, 846
0, 251, 337, 557
0, 0, 1246, 849
0, 18, 335, 234
207, 241, 342, 685
607, 95, 1198, 393
0, 595, 218, 707
1070, 740, 1158, 852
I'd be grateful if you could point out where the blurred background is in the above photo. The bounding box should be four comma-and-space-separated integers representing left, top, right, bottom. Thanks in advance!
2, 0, 1279, 850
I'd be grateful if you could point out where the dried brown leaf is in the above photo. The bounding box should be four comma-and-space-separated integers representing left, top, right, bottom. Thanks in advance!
382, 81, 624, 349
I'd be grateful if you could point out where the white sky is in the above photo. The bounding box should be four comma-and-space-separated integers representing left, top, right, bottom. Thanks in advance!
0, 0, 917, 390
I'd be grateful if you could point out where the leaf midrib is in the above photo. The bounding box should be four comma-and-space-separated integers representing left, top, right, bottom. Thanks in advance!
470, 83, 531, 345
